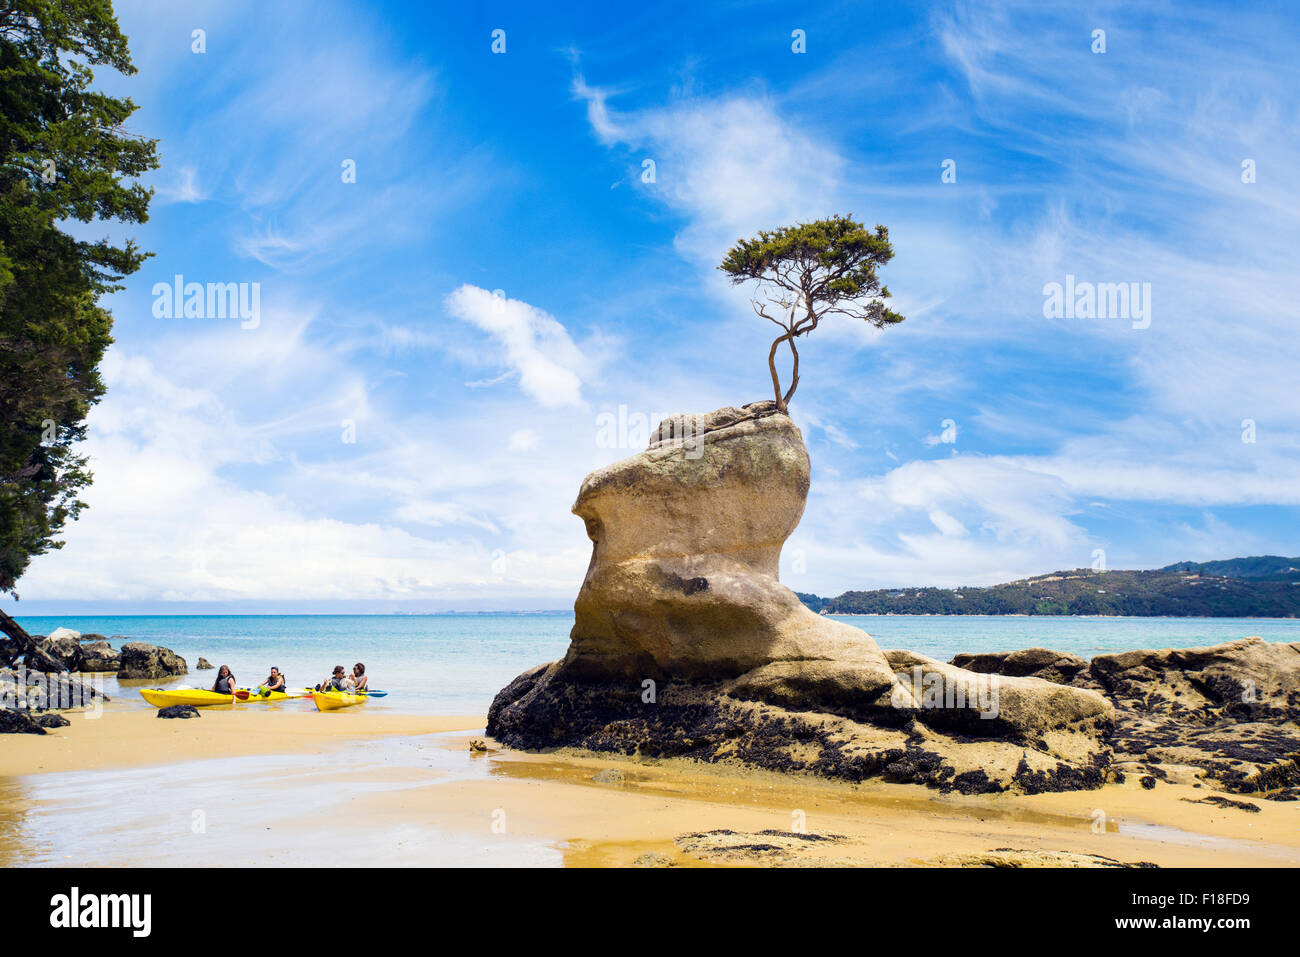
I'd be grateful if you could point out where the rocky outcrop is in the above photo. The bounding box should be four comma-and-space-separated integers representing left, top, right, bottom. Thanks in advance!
1091, 638, 1300, 797
489, 403, 1115, 793
1, 667, 105, 710
117, 642, 187, 680
31, 633, 82, 671
77, 641, 121, 672
948, 637, 1300, 798
951, 648, 1088, 685
6, 623, 129, 674
196, 657, 214, 670
30, 631, 128, 673
0, 709, 47, 734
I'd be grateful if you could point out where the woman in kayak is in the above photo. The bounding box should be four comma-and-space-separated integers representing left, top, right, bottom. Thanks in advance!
352, 662, 368, 692
212, 665, 236, 695
256, 667, 286, 697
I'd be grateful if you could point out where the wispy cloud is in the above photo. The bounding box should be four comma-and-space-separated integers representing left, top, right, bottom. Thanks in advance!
444, 285, 592, 409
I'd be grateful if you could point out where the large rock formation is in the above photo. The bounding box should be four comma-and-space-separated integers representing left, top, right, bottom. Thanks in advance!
959, 638, 1300, 799
117, 642, 187, 680
489, 403, 1115, 793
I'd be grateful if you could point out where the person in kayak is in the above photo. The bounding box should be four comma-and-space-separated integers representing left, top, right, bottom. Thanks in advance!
315, 665, 353, 692
256, 667, 286, 697
351, 662, 368, 693
212, 665, 236, 695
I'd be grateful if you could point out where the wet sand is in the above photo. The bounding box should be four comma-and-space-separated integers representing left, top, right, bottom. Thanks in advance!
2, 714, 1296, 867
351, 734, 1300, 867
0, 706, 482, 777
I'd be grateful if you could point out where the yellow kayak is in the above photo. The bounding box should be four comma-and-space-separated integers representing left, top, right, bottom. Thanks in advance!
311, 690, 367, 711
140, 688, 234, 708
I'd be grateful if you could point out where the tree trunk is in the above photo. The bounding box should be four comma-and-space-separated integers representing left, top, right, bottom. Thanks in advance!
0, 607, 63, 672
782, 335, 801, 408
768, 332, 792, 413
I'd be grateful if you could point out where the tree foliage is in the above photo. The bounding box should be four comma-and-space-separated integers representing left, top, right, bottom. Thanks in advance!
0, 0, 157, 595
719, 214, 904, 412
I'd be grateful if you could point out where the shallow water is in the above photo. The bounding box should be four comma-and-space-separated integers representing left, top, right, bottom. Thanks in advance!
15, 613, 1300, 715
0, 730, 560, 867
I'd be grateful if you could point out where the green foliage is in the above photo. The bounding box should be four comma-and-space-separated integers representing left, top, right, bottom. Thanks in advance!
719, 214, 903, 411
0, 0, 158, 595
812, 564, 1300, 618
1159, 555, 1300, 581
794, 591, 825, 613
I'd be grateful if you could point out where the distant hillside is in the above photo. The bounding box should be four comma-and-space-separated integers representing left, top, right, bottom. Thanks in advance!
1158, 555, 1300, 581
799, 557, 1300, 617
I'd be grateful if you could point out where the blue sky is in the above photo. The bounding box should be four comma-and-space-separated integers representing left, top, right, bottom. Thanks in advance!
7, 0, 1300, 612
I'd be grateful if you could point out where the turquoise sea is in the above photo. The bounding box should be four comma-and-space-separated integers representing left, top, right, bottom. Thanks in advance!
15, 613, 1300, 715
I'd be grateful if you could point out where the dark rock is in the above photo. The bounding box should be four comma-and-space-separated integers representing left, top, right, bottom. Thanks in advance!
950, 648, 1089, 685
196, 657, 214, 670
17, 640, 67, 673
1181, 795, 1260, 813
0, 709, 46, 734
157, 705, 200, 719
77, 640, 120, 673
34, 713, 70, 729
32, 633, 82, 671
117, 642, 187, 680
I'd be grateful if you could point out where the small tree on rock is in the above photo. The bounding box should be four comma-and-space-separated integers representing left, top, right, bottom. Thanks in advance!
719, 214, 904, 413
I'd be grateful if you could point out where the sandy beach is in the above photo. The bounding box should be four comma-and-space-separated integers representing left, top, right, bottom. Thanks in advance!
2, 710, 1295, 868
0, 707, 482, 777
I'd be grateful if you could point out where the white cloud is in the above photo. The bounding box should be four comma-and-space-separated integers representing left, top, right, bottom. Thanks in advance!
13, 307, 599, 601
572, 75, 845, 264
928, 509, 969, 538
154, 164, 206, 204
444, 285, 591, 408
508, 429, 541, 452
860, 455, 1082, 549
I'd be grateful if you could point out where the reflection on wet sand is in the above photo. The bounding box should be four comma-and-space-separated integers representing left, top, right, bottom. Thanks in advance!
0, 778, 32, 867
477, 743, 1300, 867
0, 731, 556, 867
